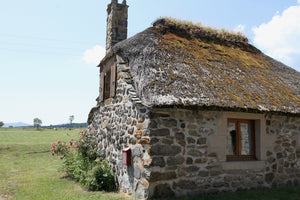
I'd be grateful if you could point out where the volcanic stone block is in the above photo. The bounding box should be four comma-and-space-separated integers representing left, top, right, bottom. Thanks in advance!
150, 129, 170, 136
151, 157, 165, 167
167, 156, 185, 166
151, 171, 177, 182
150, 144, 181, 156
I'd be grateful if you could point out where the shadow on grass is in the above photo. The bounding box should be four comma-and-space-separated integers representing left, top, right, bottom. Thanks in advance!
59, 173, 119, 193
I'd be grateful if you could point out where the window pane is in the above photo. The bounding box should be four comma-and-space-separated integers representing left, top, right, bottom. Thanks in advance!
104, 70, 111, 99
240, 123, 252, 155
227, 122, 237, 155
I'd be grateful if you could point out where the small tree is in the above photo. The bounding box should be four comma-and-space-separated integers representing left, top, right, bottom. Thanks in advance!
33, 118, 42, 129
69, 115, 74, 129
0, 121, 4, 128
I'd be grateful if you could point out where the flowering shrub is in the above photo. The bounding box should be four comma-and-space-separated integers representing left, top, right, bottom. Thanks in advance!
51, 127, 115, 191
51, 139, 73, 159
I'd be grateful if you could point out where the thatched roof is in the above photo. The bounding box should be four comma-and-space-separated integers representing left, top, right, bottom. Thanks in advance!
101, 18, 300, 114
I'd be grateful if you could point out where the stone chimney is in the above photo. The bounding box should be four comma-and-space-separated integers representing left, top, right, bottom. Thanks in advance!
106, 0, 128, 53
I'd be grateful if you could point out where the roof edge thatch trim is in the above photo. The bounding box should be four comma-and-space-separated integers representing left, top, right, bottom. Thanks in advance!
152, 17, 249, 45
151, 105, 300, 117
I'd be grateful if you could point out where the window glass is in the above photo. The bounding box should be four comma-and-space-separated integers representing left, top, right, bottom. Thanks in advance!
227, 122, 237, 155
104, 70, 111, 99
240, 123, 252, 155
227, 119, 255, 161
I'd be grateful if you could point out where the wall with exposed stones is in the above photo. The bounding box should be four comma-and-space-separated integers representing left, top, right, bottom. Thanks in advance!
89, 55, 151, 199
148, 109, 300, 198
265, 115, 300, 187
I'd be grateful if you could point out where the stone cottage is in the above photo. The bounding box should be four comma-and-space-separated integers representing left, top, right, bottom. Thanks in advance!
88, 0, 300, 199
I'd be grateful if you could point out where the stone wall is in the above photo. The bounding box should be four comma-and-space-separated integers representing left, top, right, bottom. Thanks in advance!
265, 115, 300, 187
148, 109, 300, 198
90, 56, 151, 199
148, 109, 221, 198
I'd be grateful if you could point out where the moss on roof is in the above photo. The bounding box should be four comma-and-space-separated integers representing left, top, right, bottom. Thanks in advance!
101, 18, 300, 114
153, 17, 248, 44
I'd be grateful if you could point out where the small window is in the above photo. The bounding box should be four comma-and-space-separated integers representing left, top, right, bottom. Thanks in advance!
226, 119, 256, 161
104, 70, 111, 99
99, 63, 117, 102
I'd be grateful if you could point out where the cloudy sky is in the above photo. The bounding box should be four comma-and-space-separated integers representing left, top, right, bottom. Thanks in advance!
0, 0, 299, 125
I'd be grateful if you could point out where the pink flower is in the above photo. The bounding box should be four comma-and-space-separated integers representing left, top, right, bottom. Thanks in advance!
60, 157, 63, 160
80, 131, 83, 134
68, 146, 71, 149
57, 140, 61, 144
51, 152, 54, 156
52, 144, 55, 148
69, 142, 73, 146
54, 148, 57, 153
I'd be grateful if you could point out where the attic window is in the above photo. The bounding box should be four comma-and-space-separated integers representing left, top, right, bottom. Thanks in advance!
226, 119, 256, 161
99, 63, 117, 102
104, 70, 111, 99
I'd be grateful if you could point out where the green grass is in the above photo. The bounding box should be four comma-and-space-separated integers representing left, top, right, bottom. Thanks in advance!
0, 128, 130, 200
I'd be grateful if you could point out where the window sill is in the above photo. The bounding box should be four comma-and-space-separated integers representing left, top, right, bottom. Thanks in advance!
221, 160, 265, 170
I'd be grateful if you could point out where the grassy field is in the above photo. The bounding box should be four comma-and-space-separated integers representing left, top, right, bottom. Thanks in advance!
0, 128, 129, 200
1, 128, 300, 200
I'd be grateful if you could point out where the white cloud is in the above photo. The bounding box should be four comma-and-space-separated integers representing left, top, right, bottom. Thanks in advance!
253, 3, 300, 71
233, 24, 246, 33
83, 45, 106, 64
298, 0, 300, 4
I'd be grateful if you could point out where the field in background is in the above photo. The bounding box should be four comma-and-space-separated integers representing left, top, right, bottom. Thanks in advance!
0, 128, 129, 200
1, 128, 300, 200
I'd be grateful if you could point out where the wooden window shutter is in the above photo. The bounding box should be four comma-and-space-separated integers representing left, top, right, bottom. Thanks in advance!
100, 72, 105, 102
110, 64, 117, 97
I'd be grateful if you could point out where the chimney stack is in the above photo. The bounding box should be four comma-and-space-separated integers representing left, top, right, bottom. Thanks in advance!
106, 0, 128, 53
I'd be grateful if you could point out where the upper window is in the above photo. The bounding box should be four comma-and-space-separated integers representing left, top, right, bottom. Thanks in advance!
99, 62, 117, 102
104, 69, 111, 99
226, 119, 256, 161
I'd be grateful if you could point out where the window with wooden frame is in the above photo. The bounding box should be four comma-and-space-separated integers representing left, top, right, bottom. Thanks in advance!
226, 119, 256, 161
104, 69, 111, 99
99, 62, 117, 102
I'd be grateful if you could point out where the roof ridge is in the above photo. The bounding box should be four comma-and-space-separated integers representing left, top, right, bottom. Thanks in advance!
152, 17, 249, 45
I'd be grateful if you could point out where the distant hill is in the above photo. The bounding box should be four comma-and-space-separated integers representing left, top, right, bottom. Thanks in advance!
2, 122, 88, 128
43, 123, 88, 129
3, 122, 32, 127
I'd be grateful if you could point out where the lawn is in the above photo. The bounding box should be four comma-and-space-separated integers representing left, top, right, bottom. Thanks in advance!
1, 128, 300, 200
0, 128, 129, 200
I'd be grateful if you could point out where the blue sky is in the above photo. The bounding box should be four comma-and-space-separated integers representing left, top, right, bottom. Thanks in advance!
0, 0, 299, 125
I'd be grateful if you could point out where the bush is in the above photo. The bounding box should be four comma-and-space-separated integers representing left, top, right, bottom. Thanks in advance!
85, 159, 115, 191
51, 128, 115, 191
